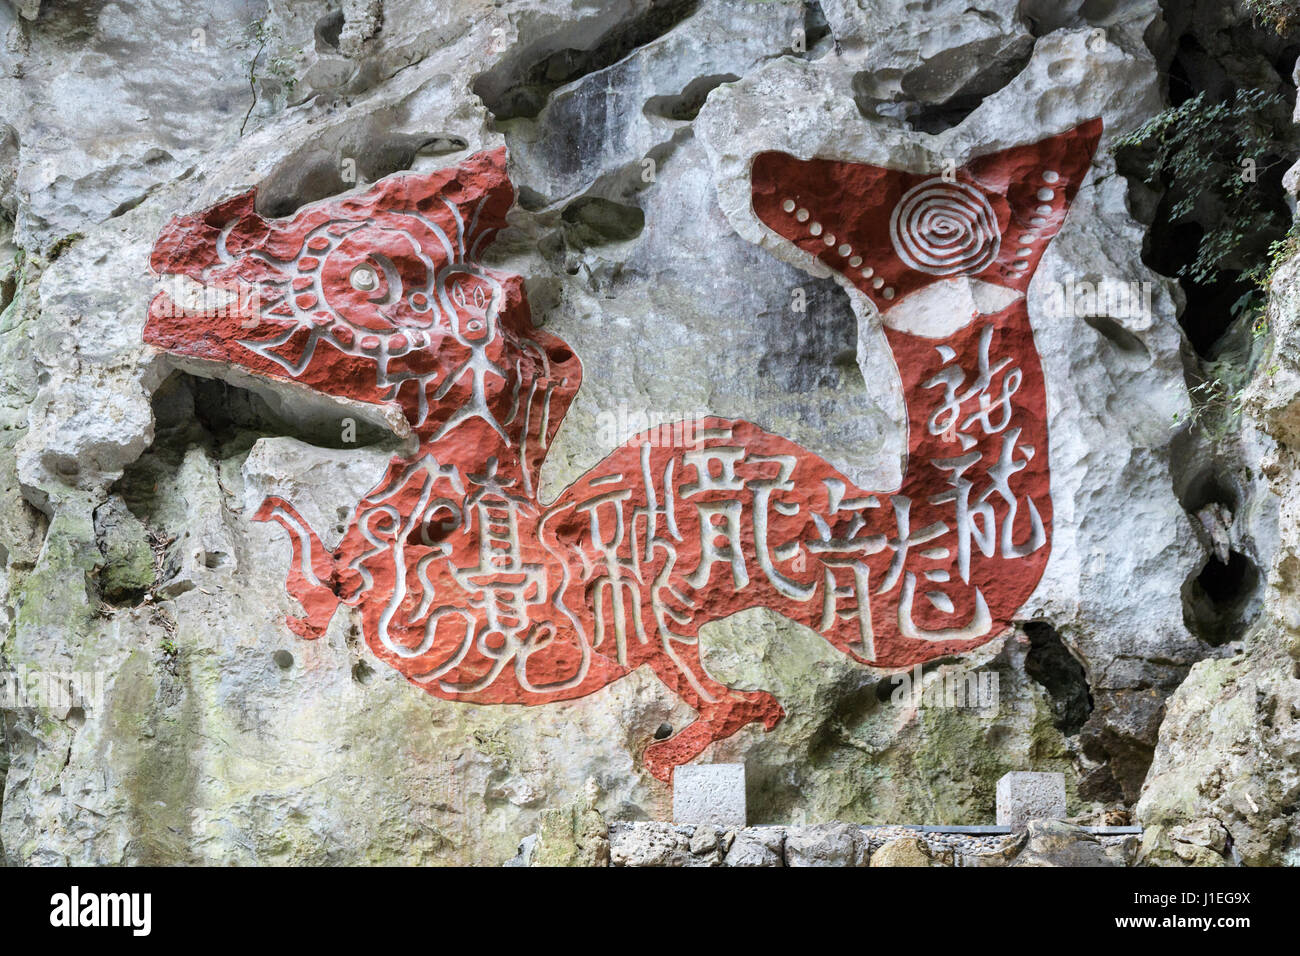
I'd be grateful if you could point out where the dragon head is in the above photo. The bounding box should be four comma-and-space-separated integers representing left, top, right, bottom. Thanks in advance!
146, 147, 580, 483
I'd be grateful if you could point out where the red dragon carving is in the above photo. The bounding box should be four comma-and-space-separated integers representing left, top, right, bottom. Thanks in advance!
145, 123, 1101, 782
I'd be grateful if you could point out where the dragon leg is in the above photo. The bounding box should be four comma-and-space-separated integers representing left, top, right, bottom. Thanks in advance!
642, 640, 784, 784
254, 496, 340, 640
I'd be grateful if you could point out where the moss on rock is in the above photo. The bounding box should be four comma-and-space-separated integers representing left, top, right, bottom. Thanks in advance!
93, 497, 156, 603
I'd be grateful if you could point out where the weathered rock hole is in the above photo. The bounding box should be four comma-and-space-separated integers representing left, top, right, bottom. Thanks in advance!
0, 273, 17, 314
800, 1, 833, 58
561, 196, 645, 246
903, 90, 1002, 135
1182, 549, 1261, 646
417, 135, 469, 157
852, 28, 1034, 133
256, 125, 453, 219
653, 722, 672, 740
1022, 620, 1093, 735
352, 660, 375, 684
866, 658, 958, 704
516, 185, 550, 212
257, 154, 351, 219
1017, 0, 1067, 35
473, 0, 701, 121
1177, 466, 1239, 515
872, 674, 899, 703
200, 550, 229, 570
182, 374, 392, 450
93, 511, 156, 608
1083, 313, 1150, 361
1018, 0, 1120, 36
315, 11, 344, 51
273, 649, 295, 670
1171, 269, 1257, 358
644, 74, 740, 121
115, 372, 395, 555
109, 191, 152, 219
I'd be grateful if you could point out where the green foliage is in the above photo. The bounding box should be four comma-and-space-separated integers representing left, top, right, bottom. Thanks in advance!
46, 232, 84, 261
1247, 222, 1300, 291
1172, 376, 1247, 437
1172, 316, 1276, 436
1229, 222, 1300, 339
240, 18, 299, 137
1245, 0, 1300, 35
1112, 89, 1290, 284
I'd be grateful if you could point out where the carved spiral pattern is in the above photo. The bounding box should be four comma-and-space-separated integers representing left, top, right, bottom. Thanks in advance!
889, 179, 1000, 277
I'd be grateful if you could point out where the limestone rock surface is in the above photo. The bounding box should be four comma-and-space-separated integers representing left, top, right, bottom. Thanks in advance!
0, 0, 1239, 864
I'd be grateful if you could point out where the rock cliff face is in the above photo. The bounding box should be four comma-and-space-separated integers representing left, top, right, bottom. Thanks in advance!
1136, 250, 1300, 867
0, 0, 1293, 865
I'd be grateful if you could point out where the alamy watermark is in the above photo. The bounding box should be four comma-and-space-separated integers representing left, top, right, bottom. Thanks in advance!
1041, 276, 1156, 321
889, 665, 999, 711
0, 667, 105, 714
153, 274, 263, 327
595, 404, 711, 450
50, 886, 151, 936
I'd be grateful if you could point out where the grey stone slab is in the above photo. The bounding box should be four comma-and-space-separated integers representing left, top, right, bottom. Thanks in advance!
996, 771, 1067, 829
672, 763, 746, 829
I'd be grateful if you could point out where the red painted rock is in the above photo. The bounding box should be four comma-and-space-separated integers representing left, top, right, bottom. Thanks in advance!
145, 127, 1101, 783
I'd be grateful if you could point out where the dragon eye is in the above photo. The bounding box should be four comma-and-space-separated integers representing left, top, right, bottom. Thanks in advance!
350, 265, 379, 292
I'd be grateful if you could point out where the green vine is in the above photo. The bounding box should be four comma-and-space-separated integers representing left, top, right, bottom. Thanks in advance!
240, 18, 299, 137
1111, 88, 1291, 285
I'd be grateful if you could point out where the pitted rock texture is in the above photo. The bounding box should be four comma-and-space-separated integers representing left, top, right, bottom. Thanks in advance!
784, 822, 871, 866
1137, 250, 1300, 867
0, 0, 1243, 864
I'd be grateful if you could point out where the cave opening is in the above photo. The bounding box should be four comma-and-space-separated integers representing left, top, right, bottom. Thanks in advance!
1022, 620, 1093, 736
1182, 549, 1262, 647
1125, 4, 1300, 358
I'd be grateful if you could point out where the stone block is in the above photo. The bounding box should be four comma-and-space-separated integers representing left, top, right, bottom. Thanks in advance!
870, 836, 942, 867
724, 827, 784, 867
996, 771, 1066, 829
673, 764, 746, 828
785, 823, 871, 866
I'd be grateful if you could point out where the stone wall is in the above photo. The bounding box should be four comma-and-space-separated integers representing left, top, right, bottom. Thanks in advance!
510, 815, 1147, 867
